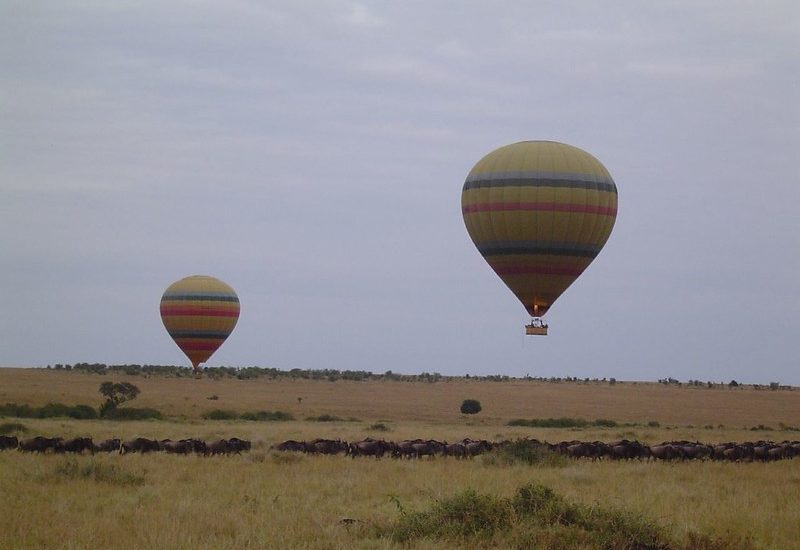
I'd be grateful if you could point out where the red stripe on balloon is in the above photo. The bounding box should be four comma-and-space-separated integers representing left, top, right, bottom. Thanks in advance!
462, 202, 617, 216
160, 306, 239, 317
492, 265, 586, 276
174, 341, 223, 351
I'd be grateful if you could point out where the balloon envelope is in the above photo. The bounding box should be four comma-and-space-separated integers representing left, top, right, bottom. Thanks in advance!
160, 275, 240, 371
461, 141, 617, 319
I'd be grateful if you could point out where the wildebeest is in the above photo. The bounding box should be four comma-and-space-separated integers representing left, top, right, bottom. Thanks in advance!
19, 436, 62, 453
0, 435, 19, 450
227, 437, 251, 454
95, 438, 121, 453
121, 437, 160, 454
348, 439, 390, 458
443, 442, 466, 458
205, 438, 249, 455
161, 439, 200, 454
393, 439, 423, 459
60, 437, 94, 454
464, 439, 492, 458
274, 440, 306, 452
649, 444, 684, 461
206, 439, 232, 455
305, 439, 347, 455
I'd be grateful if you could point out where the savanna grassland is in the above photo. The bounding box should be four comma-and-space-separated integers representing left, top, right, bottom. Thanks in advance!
1, 368, 799, 549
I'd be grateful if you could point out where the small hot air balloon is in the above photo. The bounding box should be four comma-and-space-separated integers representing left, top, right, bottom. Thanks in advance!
461, 141, 618, 335
160, 275, 240, 373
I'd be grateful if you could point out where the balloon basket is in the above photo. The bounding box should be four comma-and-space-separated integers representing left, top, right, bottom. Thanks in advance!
525, 322, 548, 336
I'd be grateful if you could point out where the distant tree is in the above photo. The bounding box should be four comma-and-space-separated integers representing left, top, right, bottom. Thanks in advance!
99, 381, 140, 416
460, 399, 482, 415
729, 380, 739, 388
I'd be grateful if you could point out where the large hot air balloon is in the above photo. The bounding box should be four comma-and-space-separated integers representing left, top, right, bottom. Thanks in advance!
160, 275, 240, 373
461, 141, 618, 335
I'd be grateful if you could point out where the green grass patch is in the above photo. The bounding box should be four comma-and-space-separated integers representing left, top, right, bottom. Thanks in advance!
100, 407, 162, 420
202, 409, 239, 420
203, 409, 294, 421
305, 414, 361, 422
482, 439, 568, 468
0, 421, 28, 434
239, 410, 294, 421
366, 422, 391, 432
52, 458, 145, 486
507, 417, 619, 428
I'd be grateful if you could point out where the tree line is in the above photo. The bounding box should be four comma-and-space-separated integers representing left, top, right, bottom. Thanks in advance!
39, 363, 794, 389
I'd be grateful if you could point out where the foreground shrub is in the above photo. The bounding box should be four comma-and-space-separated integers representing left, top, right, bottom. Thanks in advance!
0, 422, 28, 435
386, 490, 511, 541
377, 483, 748, 549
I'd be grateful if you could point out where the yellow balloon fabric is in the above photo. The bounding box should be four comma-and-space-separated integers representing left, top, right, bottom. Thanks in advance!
461, 141, 617, 318
160, 275, 240, 370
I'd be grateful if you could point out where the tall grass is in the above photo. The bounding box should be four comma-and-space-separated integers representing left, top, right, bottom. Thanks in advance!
0, 427, 792, 549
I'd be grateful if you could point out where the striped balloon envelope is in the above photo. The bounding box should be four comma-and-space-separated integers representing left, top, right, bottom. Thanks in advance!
461, 141, 617, 331
160, 275, 240, 372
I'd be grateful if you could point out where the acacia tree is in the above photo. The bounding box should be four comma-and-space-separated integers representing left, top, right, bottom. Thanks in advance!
99, 382, 140, 415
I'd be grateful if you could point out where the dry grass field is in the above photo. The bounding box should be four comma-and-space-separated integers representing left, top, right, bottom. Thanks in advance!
1, 368, 799, 549
2, 368, 799, 428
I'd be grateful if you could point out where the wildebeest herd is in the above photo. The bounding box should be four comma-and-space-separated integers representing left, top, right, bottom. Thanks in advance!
3, 434, 799, 462
273, 437, 800, 462
0, 435, 250, 455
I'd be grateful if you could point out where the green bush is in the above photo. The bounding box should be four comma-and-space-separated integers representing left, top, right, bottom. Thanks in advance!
507, 417, 619, 429
592, 418, 618, 428
460, 399, 482, 415
306, 414, 343, 422
67, 405, 99, 419
0, 403, 34, 417
239, 410, 294, 421
0, 402, 97, 419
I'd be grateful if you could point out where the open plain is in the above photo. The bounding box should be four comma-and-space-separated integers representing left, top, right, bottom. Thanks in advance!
1, 368, 799, 549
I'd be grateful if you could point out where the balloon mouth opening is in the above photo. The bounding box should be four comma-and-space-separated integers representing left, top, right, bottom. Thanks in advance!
527, 304, 549, 317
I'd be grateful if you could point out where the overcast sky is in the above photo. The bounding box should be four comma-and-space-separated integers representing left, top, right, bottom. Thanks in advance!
2, 1, 798, 383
